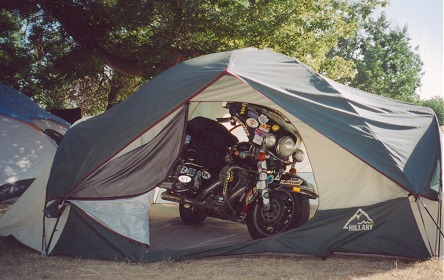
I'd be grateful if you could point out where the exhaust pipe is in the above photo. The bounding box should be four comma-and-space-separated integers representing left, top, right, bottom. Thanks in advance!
159, 180, 221, 204
160, 191, 202, 207
160, 189, 230, 217
157, 181, 174, 190
160, 191, 183, 203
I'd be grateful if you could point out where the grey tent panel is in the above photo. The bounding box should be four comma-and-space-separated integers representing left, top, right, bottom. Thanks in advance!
51, 205, 149, 261
52, 197, 429, 262
70, 106, 187, 199
47, 106, 187, 200
46, 48, 440, 202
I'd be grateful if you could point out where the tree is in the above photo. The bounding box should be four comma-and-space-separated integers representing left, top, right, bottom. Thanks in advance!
0, 1, 149, 114
0, 0, 386, 114
419, 96, 444, 126
0, 9, 34, 90
326, 13, 423, 103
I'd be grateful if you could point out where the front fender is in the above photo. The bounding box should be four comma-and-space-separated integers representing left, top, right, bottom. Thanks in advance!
270, 172, 318, 199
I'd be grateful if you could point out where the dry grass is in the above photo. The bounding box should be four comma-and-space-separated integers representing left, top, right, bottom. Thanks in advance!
1, 203, 443, 280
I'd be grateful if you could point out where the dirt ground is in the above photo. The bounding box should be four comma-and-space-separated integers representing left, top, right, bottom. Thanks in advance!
0, 203, 443, 280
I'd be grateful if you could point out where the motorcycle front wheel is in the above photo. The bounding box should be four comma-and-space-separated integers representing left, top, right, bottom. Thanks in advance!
246, 191, 309, 239
179, 203, 207, 225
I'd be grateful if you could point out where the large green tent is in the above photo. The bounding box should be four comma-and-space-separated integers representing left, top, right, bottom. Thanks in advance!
1, 48, 442, 262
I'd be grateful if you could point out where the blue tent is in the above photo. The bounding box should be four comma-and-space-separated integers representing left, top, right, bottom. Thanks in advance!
0, 85, 70, 202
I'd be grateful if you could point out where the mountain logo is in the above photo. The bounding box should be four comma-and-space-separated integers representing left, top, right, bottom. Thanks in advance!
343, 208, 374, 232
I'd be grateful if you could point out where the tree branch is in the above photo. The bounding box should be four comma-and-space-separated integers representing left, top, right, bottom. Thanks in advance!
39, 0, 147, 77
90, 48, 147, 77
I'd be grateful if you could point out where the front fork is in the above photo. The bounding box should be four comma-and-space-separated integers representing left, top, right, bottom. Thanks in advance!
256, 157, 270, 207
237, 157, 269, 221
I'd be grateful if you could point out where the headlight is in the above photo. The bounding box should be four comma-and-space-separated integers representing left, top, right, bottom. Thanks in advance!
276, 136, 295, 158
264, 133, 276, 147
292, 148, 304, 162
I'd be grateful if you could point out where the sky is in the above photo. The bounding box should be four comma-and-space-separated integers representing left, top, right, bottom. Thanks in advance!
379, 0, 443, 100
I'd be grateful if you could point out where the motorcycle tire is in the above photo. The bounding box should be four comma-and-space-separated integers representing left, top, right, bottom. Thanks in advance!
179, 203, 207, 225
246, 191, 309, 240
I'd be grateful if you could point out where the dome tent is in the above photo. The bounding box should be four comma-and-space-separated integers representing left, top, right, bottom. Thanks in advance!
0, 48, 442, 261
0, 85, 70, 202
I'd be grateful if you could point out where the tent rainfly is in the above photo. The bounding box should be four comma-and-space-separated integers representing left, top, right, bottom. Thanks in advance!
0, 48, 442, 262
0, 85, 70, 202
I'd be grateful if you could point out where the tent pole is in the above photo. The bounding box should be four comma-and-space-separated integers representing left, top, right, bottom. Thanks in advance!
44, 213, 63, 256
416, 198, 434, 255
416, 197, 444, 259
437, 117, 443, 260
416, 197, 444, 237
438, 186, 443, 260
41, 214, 46, 256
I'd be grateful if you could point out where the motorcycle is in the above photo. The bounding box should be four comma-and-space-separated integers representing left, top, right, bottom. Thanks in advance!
158, 102, 318, 239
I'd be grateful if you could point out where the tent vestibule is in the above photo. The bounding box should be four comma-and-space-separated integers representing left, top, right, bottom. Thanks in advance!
0, 48, 442, 262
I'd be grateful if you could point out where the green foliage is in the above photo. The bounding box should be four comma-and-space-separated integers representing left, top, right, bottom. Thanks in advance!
1, 0, 390, 114
328, 13, 423, 103
419, 96, 444, 126
0, 9, 34, 90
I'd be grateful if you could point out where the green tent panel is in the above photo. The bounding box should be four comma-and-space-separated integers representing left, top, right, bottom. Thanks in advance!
1, 48, 442, 262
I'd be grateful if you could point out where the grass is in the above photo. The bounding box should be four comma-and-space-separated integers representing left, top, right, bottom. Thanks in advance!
1, 204, 443, 280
